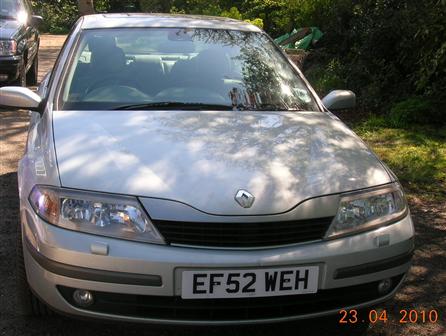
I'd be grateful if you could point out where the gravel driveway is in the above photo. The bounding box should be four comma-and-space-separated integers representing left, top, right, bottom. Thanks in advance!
0, 35, 444, 336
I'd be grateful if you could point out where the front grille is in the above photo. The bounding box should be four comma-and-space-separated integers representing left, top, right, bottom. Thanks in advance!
152, 217, 333, 248
58, 275, 404, 321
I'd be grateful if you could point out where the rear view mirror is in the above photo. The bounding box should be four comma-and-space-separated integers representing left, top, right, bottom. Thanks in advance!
322, 90, 356, 110
0, 87, 42, 111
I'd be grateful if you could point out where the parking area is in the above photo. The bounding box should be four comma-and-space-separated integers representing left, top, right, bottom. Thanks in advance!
0, 35, 444, 336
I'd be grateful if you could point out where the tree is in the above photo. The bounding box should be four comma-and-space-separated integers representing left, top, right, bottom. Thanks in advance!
78, 0, 95, 15
139, 0, 173, 12
221, 7, 243, 20
109, 0, 141, 12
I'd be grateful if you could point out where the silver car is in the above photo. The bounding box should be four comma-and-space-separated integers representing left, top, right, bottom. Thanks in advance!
0, 14, 414, 325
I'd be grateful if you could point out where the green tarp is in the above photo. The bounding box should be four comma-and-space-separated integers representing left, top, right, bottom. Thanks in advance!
275, 27, 324, 51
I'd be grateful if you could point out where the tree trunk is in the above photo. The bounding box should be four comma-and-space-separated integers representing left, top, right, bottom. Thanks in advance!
78, 0, 95, 16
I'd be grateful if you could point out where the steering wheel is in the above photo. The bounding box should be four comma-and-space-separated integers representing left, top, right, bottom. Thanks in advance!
83, 75, 133, 98
83, 85, 151, 102
155, 87, 227, 104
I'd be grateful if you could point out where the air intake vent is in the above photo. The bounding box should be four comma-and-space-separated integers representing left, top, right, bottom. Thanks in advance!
153, 217, 333, 248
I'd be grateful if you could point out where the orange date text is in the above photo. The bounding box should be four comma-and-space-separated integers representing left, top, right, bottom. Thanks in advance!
339, 309, 439, 324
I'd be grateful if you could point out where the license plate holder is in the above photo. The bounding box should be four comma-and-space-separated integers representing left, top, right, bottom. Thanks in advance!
181, 266, 319, 299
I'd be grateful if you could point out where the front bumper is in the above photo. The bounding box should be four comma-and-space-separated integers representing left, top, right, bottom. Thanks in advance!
0, 56, 21, 83
22, 209, 414, 325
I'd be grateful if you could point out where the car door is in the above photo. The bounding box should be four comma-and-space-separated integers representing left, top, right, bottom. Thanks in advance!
22, 0, 38, 70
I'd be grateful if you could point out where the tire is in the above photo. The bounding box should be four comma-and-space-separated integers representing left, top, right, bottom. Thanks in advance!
16, 220, 53, 317
27, 53, 39, 86
12, 60, 26, 87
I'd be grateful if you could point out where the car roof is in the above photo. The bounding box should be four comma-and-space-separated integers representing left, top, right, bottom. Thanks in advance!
80, 13, 262, 32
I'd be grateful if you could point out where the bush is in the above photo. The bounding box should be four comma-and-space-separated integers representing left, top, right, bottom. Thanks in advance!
297, 0, 445, 123
357, 114, 389, 129
245, 18, 264, 29
31, 0, 78, 34
305, 57, 346, 97
221, 7, 243, 20
220, 6, 264, 28
389, 97, 437, 128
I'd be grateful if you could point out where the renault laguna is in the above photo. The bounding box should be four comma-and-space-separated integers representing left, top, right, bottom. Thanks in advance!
0, 14, 414, 324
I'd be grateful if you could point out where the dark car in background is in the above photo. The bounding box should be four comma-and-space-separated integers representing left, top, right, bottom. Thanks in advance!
0, 0, 42, 86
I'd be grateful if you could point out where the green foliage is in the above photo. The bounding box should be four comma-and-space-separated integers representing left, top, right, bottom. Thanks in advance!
94, 0, 109, 12
221, 7, 243, 20
220, 6, 263, 28
310, 0, 446, 121
169, 0, 222, 16
107, 0, 141, 12
355, 123, 446, 201
305, 58, 346, 96
240, 0, 288, 34
31, 0, 78, 34
244, 18, 263, 29
389, 97, 437, 128
356, 114, 388, 129
139, 0, 173, 12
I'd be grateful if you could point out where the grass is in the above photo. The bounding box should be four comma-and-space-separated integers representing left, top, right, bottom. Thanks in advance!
353, 117, 446, 202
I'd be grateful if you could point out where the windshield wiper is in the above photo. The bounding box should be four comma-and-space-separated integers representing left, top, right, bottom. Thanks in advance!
254, 103, 305, 111
113, 102, 235, 111
112, 102, 305, 112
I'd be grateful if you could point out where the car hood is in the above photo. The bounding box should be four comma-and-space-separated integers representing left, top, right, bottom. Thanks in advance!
0, 18, 22, 40
53, 110, 391, 215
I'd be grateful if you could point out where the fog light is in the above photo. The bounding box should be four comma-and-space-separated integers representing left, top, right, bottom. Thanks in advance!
377, 278, 393, 294
72, 289, 94, 307
0, 74, 8, 81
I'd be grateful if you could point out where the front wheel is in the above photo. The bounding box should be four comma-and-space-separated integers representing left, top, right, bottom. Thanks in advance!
16, 220, 53, 317
27, 53, 39, 86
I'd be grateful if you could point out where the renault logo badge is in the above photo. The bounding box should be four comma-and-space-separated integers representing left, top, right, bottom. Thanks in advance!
235, 190, 255, 208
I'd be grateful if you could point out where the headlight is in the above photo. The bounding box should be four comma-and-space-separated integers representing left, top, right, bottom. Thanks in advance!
326, 183, 408, 238
16, 11, 29, 25
0, 40, 17, 56
29, 186, 164, 244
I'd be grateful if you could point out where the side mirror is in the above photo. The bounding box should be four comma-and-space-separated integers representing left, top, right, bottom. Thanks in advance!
322, 90, 356, 110
0, 87, 42, 111
30, 15, 44, 28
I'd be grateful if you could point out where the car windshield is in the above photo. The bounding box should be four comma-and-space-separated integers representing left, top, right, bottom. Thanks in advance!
60, 28, 320, 111
0, 0, 26, 20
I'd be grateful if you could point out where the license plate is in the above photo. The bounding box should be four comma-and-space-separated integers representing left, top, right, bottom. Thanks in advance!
181, 266, 319, 299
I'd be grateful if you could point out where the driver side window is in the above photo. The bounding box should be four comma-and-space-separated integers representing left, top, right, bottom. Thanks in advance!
66, 44, 93, 101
